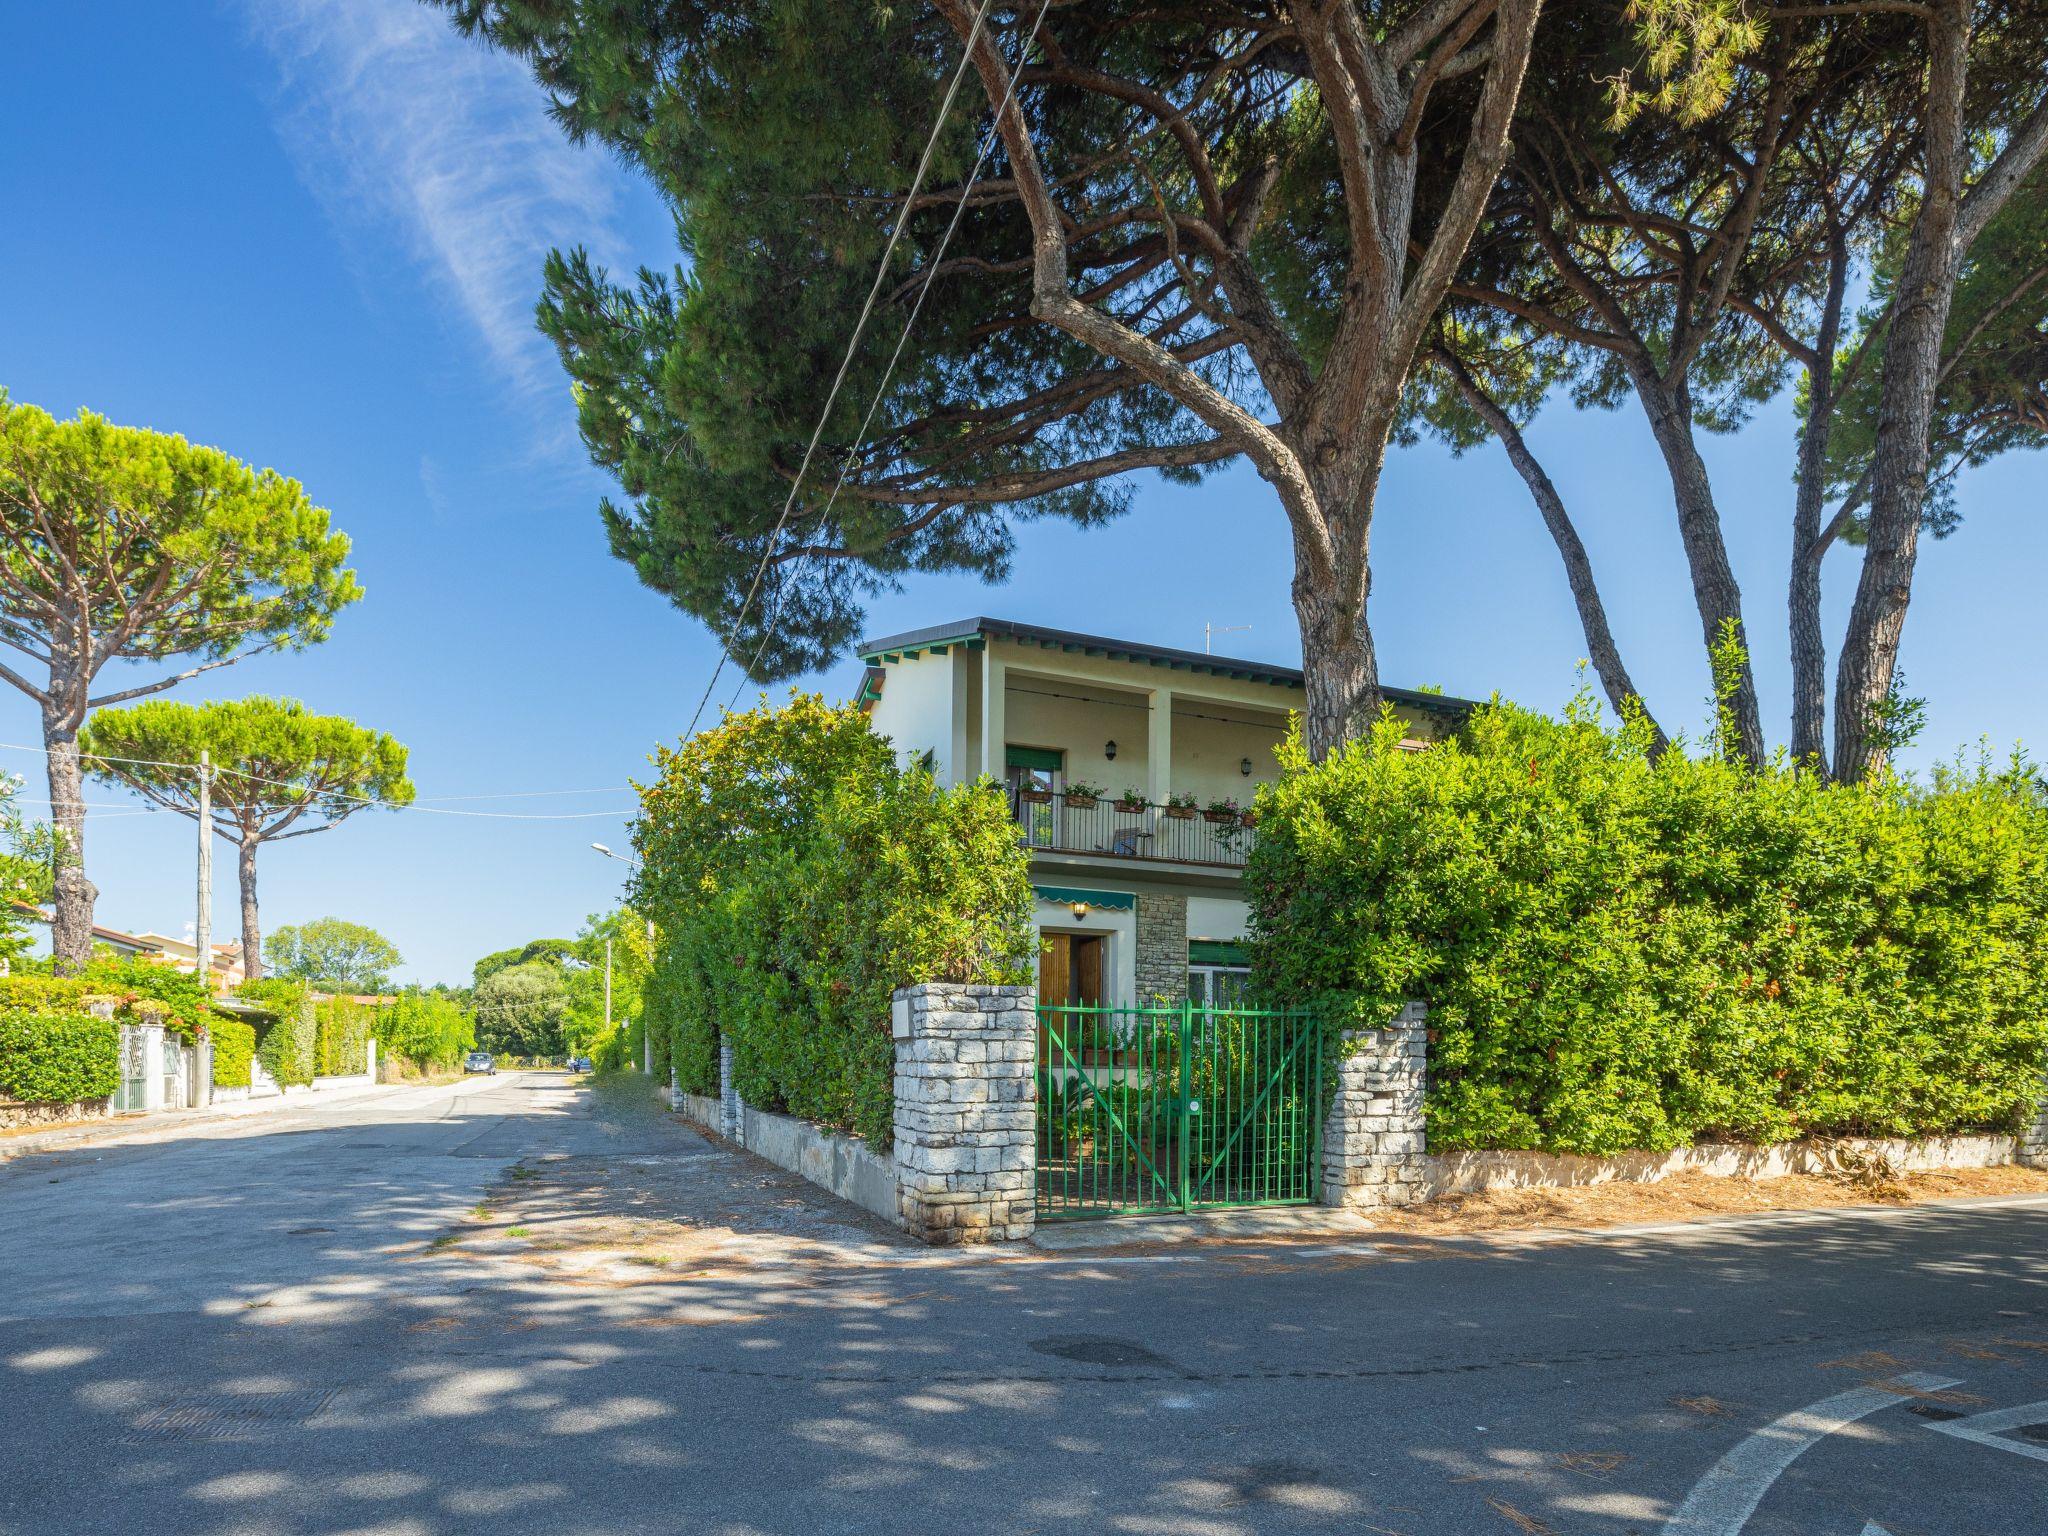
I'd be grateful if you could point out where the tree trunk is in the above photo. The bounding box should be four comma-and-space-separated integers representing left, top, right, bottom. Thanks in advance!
238, 836, 263, 983
1833, 8, 1969, 783
1789, 233, 1850, 773
1442, 351, 1666, 750
1632, 370, 1767, 766
1295, 579, 1382, 763
43, 703, 96, 975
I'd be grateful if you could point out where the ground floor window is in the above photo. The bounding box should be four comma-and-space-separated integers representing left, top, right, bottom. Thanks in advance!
1187, 939, 1251, 1007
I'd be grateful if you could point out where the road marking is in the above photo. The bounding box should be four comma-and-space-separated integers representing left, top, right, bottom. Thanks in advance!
1861, 1524, 1894, 1535
1661, 1373, 1961, 1536
1920, 1399, 2048, 1464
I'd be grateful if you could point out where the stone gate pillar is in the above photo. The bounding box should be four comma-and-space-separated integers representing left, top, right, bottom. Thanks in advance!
891, 983, 1035, 1244
1322, 1002, 1428, 1209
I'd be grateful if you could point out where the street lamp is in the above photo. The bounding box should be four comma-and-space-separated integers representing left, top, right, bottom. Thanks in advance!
591, 842, 657, 1073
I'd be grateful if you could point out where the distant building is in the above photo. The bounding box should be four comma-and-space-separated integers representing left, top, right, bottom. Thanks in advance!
9, 904, 245, 987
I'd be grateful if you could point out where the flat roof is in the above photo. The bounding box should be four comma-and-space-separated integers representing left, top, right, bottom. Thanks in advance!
857, 617, 1479, 716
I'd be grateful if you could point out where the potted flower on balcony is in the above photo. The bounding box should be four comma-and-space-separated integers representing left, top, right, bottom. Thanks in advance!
1203, 795, 1241, 825
1063, 780, 1103, 809
1017, 777, 1054, 805
1161, 791, 1198, 820
1114, 786, 1147, 814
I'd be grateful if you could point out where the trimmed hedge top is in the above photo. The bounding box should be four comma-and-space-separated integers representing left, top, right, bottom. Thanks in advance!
1247, 698, 2048, 1156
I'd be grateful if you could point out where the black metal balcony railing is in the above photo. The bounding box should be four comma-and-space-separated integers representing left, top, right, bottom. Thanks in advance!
1011, 793, 1254, 868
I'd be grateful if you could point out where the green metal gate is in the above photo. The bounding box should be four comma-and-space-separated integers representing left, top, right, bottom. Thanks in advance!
1035, 1001, 1325, 1221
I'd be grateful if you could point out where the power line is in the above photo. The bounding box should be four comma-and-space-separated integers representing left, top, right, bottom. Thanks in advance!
730, 0, 1059, 711
0, 742, 637, 821
684, 0, 1001, 738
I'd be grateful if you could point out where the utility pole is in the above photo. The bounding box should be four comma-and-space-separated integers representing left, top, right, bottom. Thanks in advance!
194, 750, 213, 1108
603, 936, 613, 1038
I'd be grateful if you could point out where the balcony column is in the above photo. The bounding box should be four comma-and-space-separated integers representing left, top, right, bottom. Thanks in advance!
1146, 686, 1172, 804
947, 648, 971, 787
981, 651, 1006, 780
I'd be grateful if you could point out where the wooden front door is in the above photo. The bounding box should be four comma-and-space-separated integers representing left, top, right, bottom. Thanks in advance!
1038, 932, 1105, 1008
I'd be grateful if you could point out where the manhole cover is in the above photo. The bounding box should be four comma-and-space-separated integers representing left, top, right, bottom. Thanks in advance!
1029, 1335, 1174, 1370
122, 1389, 339, 1443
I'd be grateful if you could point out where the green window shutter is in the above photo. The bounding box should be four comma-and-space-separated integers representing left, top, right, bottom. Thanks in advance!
1188, 940, 1250, 967
1006, 745, 1064, 772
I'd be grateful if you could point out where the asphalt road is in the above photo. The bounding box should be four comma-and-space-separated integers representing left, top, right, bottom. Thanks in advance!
2, 1073, 2044, 1535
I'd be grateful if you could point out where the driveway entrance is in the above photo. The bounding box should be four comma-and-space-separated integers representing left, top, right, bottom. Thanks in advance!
1035, 1001, 1324, 1220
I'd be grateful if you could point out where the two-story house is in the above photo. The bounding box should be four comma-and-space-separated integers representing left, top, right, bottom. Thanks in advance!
856, 617, 1473, 1013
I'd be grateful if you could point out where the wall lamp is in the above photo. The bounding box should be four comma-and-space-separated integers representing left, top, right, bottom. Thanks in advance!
1240, 757, 1254, 776
1104, 740, 1118, 761
1069, 901, 1091, 921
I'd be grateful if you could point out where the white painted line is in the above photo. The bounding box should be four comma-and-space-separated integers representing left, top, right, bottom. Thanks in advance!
1861, 1524, 1895, 1535
1921, 1399, 2048, 1465
1660, 1372, 1962, 1536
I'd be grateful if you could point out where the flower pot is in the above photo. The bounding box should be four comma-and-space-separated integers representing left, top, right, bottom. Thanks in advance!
1063, 793, 1099, 810
1161, 805, 1196, 820
1239, 810, 1258, 828
1203, 809, 1237, 825
1113, 799, 1145, 815
1019, 788, 1053, 804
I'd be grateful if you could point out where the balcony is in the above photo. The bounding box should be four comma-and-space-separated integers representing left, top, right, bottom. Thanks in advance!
1010, 791, 1255, 869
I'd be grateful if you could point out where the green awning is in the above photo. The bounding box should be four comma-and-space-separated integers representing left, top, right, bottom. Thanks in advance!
1188, 939, 1250, 966
1033, 885, 1134, 912
1006, 745, 1065, 772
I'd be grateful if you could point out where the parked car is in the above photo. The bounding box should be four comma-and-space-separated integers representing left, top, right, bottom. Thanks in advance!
567, 1056, 593, 1073
463, 1051, 497, 1075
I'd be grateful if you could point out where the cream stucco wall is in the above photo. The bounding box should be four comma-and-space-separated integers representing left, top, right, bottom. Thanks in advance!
1186, 895, 1250, 943
864, 633, 1437, 799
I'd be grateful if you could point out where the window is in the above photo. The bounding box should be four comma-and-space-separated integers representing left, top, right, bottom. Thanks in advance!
1187, 939, 1251, 1008
1004, 745, 1064, 810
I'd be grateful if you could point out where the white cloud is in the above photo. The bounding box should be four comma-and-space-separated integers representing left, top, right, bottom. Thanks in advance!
240, 0, 636, 403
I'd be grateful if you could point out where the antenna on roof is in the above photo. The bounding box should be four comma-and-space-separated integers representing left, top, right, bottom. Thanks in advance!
1204, 622, 1251, 655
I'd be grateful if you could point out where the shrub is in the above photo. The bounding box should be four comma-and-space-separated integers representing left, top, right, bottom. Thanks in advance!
379, 991, 474, 1071
0, 1009, 118, 1104
0, 960, 213, 1038
314, 994, 377, 1076
237, 979, 317, 1087
210, 1016, 256, 1089
637, 695, 1033, 1146
1247, 698, 2048, 1156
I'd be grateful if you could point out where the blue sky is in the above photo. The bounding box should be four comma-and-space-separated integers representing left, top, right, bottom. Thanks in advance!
2, 2, 2041, 984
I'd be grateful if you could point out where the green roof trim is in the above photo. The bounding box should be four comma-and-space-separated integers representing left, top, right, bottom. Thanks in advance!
1033, 885, 1135, 912
1189, 939, 1250, 966
1006, 745, 1064, 772
855, 617, 1479, 715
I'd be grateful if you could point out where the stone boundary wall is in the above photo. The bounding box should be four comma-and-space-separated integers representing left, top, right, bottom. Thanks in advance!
0, 1097, 113, 1130
675, 1088, 898, 1224
1321, 1002, 1428, 1210
2022, 1090, 2048, 1169
675, 983, 1039, 1245
891, 983, 1036, 1244
1428, 1134, 2021, 1194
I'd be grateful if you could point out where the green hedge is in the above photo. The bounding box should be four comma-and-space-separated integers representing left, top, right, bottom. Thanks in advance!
0, 1009, 119, 1104
379, 991, 474, 1071
210, 1016, 256, 1089
238, 980, 317, 1087
637, 695, 1034, 1146
0, 961, 213, 1038
1247, 698, 2048, 1156
314, 995, 376, 1076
